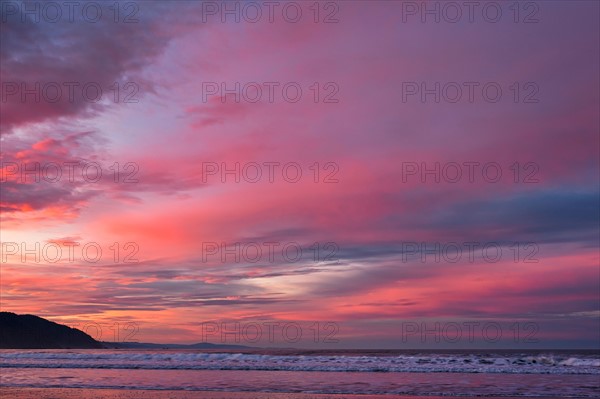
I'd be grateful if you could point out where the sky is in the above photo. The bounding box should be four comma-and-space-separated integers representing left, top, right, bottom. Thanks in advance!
0, 0, 598, 349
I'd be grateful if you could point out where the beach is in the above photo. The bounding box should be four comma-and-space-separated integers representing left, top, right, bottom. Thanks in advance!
1, 349, 598, 397
0, 389, 561, 399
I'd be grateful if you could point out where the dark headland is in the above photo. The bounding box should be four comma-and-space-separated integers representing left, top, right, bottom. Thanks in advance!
0, 312, 102, 349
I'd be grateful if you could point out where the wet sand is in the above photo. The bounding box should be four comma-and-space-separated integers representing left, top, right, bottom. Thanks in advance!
0, 388, 559, 399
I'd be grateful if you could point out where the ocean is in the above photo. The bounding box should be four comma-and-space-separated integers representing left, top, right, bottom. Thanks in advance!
0, 349, 599, 397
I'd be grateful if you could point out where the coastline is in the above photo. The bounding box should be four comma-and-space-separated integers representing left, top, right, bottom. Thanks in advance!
0, 388, 561, 399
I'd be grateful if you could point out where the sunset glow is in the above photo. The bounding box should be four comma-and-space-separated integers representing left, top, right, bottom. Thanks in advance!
1, 0, 598, 350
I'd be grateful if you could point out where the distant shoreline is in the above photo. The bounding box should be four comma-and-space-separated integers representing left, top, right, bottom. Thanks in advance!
3, 347, 599, 354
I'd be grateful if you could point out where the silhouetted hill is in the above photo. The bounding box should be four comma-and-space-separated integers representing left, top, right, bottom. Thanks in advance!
0, 312, 102, 349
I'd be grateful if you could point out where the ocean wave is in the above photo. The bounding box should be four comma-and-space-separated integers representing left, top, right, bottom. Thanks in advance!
1, 350, 599, 374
